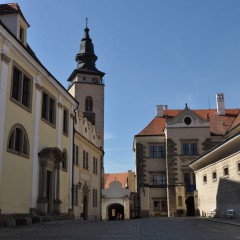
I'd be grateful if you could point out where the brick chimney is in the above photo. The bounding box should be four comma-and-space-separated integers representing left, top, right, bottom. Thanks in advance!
216, 93, 225, 115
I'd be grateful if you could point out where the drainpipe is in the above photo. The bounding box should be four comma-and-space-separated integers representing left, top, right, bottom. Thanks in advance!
72, 101, 79, 212
100, 148, 105, 221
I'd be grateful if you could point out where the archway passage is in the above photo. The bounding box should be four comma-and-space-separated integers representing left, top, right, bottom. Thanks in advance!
108, 203, 124, 221
185, 196, 195, 216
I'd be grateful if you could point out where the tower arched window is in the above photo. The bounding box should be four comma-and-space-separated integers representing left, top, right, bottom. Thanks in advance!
85, 96, 93, 112
8, 124, 29, 158
62, 149, 68, 171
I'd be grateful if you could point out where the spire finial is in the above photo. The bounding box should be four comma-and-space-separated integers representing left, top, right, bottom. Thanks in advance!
86, 17, 88, 28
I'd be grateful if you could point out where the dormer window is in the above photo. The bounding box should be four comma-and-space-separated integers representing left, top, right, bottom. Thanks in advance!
19, 25, 25, 43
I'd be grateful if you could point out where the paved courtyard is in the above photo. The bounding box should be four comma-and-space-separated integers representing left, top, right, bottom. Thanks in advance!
0, 217, 240, 240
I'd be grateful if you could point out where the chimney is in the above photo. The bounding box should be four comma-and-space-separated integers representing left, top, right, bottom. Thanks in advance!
216, 93, 225, 115
156, 105, 168, 117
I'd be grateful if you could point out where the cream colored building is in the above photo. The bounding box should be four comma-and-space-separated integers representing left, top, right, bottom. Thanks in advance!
102, 171, 136, 220
134, 95, 240, 218
72, 113, 103, 221
190, 127, 240, 219
0, 3, 105, 224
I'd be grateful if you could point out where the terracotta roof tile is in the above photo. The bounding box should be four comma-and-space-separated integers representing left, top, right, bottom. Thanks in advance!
104, 172, 128, 189
136, 109, 240, 137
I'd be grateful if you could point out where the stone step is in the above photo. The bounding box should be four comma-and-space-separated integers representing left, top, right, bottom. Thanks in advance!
42, 214, 74, 222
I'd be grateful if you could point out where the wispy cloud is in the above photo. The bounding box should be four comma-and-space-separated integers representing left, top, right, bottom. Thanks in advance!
104, 132, 115, 140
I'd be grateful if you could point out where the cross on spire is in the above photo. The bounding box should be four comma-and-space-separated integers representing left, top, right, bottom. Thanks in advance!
86, 17, 88, 28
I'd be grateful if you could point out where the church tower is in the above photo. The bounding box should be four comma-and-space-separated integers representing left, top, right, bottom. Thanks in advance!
68, 23, 105, 147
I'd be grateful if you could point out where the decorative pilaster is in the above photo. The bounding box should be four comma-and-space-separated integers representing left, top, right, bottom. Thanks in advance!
0, 51, 11, 183
68, 107, 74, 212
57, 95, 63, 148
54, 163, 62, 214
30, 76, 42, 212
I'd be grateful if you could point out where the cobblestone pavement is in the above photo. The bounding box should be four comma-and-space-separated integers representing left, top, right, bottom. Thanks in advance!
0, 217, 240, 240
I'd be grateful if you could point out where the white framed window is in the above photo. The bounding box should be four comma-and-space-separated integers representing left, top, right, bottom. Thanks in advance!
11, 65, 32, 111
203, 174, 207, 184
212, 171, 217, 181
42, 90, 56, 126
8, 124, 29, 158
223, 166, 229, 178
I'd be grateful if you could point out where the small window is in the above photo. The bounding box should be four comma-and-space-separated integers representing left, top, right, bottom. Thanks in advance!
19, 26, 25, 43
154, 201, 160, 211
223, 166, 229, 178
93, 157, 98, 174
42, 91, 56, 126
74, 145, 79, 165
83, 77, 86, 81
85, 96, 93, 112
83, 150, 89, 170
8, 124, 29, 158
63, 108, 69, 135
203, 175, 207, 184
11, 66, 32, 110
62, 149, 68, 171
212, 171, 217, 181
237, 162, 240, 174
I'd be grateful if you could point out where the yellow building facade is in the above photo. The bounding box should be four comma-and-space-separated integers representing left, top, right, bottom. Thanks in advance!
0, 3, 104, 224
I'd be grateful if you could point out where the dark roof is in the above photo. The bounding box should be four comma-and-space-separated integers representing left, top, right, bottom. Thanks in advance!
68, 26, 105, 82
136, 109, 240, 137
0, 19, 78, 105
0, 3, 30, 27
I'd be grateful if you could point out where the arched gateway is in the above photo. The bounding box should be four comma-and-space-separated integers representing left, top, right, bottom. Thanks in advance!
107, 203, 124, 220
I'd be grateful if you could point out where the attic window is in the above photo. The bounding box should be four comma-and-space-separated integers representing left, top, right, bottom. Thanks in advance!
3, 9, 9, 12
19, 26, 25, 43
184, 117, 192, 125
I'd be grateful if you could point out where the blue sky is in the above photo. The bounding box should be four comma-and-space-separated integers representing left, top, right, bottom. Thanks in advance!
10, 0, 240, 173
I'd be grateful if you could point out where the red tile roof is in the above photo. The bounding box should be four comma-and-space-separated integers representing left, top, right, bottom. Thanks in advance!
136, 109, 240, 137
104, 173, 129, 189
0, 3, 29, 27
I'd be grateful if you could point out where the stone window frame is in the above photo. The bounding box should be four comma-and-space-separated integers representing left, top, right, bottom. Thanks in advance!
223, 166, 229, 178
83, 150, 89, 170
203, 174, 207, 184
7, 124, 29, 158
93, 156, 98, 174
85, 96, 93, 112
41, 89, 56, 128
63, 107, 69, 136
10, 63, 33, 112
180, 139, 199, 156
152, 197, 167, 212
149, 143, 166, 159
149, 171, 166, 188
212, 171, 217, 182
74, 144, 79, 166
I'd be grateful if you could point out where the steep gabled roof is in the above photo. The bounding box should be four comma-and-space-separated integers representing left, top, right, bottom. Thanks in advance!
104, 172, 129, 189
136, 109, 240, 137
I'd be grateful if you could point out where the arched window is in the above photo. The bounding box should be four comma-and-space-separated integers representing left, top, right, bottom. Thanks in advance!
62, 149, 68, 171
8, 124, 29, 158
85, 96, 93, 112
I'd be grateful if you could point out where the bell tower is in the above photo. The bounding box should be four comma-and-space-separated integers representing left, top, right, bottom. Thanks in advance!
68, 22, 105, 147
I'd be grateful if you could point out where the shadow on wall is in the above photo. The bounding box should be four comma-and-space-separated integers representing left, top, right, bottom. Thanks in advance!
216, 178, 240, 218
